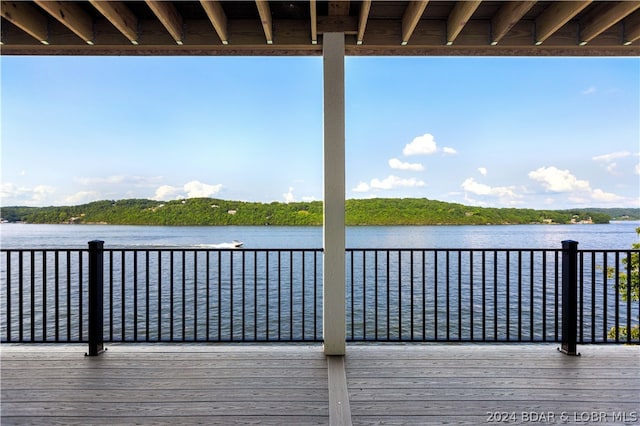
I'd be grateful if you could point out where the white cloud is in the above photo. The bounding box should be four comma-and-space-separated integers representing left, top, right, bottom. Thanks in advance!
478, 167, 488, 176
153, 185, 182, 201
461, 178, 519, 199
152, 181, 222, 201
388, 158, 424, 171
442, 147, 457, 155
402, 133, 458, 157
283, 187, 295, 203
1, 182, 56, 205
581, 86, 596, 95
76, 175, 125, 185
65, 191, 100, 204
593, 152, 640, 176
0, 182, 16, 199
528, 166, 590, 193
590, 188, 624, 203
403, 133, 438, 156
461, 178, 492, 195
370, 175, 425, 190
354, 175, 425, 193
353, 182, 371, 193
592, 151, 631, 162
528, 166, 634, 206
183, 181, 223, 198
76, 175, 161, 186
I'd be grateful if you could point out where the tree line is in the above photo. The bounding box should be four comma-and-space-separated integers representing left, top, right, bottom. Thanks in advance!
3, 197, 636, 226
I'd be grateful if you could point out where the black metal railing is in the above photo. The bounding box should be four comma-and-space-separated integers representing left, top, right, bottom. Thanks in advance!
1, 245, 323, 343
346, 248, 563, 342
345, 244, 639, 344
1, 241, 638, 348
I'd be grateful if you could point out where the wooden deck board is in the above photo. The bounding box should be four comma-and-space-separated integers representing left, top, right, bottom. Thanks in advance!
1, 343, 330, 425
2, 343, 638, 425
345, 343, 640, 425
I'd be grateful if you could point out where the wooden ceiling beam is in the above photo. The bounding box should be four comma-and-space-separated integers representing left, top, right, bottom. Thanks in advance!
255, 0, 273, 45
2, 1, 638, 53
200, 0, 228, 45
624, 11, 640, 45
145, 0, 183, 45
401, 1, 429, 46
1, 1, 49, 44
34, 0, 94, 44
310, 0, 317, 44
357, 0, 371, 45
328, 1, 350, 16
89, 1, 138, 45
447, 0, 482, 45
317, 16, 357, 34
491, 1, 537, 45
535, 1, 591, 45
579, 1, 640, 45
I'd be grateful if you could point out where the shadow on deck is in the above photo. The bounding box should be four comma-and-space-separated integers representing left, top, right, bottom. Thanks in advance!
1, 343, 638, 425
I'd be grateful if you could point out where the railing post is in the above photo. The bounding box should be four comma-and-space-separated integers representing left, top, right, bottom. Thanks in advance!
87, 240, 105, 356
560, 240, 580, 356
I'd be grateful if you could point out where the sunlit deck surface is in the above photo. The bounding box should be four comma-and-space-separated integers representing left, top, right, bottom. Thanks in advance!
1, 343, 639, 425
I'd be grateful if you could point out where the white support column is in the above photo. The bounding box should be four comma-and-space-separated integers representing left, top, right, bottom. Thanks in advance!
322, 32, 346, 356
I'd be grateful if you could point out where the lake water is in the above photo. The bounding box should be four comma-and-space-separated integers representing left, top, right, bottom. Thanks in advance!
1, 222, 639, 250
2, 222, 638, 343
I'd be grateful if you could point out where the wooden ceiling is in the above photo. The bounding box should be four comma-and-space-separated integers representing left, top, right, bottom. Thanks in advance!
2, 1, 639, 56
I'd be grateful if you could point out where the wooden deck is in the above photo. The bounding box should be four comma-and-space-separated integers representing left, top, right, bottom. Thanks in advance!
1, 343, 638, 425
346, 344, 639, 425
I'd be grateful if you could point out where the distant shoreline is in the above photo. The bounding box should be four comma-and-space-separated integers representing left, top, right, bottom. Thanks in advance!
2, 198, 638, 226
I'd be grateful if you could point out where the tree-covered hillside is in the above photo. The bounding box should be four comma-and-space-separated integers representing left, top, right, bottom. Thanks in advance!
3, 198, 634, 226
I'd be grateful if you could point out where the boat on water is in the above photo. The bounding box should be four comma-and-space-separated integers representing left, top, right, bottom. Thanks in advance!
193, 241, 244, 249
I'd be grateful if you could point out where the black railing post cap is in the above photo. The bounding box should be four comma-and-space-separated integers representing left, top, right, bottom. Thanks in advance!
88, 240, 104, 247
561, 240, 579, 247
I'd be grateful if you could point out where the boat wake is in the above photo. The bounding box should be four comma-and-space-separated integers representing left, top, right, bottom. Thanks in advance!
195, 241, 244, 249
114, 241, 244, 249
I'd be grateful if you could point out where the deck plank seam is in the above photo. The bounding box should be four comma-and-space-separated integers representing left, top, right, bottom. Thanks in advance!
327, 355, 353, 426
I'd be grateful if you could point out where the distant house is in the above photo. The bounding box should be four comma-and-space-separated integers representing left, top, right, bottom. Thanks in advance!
571, 215, 593, 224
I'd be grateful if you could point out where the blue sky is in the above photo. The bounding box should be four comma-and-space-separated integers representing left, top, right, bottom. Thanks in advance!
1, 56, 639, 209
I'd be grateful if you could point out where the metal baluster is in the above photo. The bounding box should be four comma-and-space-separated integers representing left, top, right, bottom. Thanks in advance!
446, 250, 450, 341
158, 250, 162, 341
602, 252, 608, 342
542, 251, 547, 341
253, 251, 258, 341
289, 249, 294, 340
614, 251, 620, 342
146, 251, 150, 342
265, 251, 269, 341
6, 251, 11, 342
530, 251, 534, 341
434, 250, 438, 341
121, 251, 126, 341
518, 250, 522, 342
55, 251, 59, 342
469, 250, 474, 341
